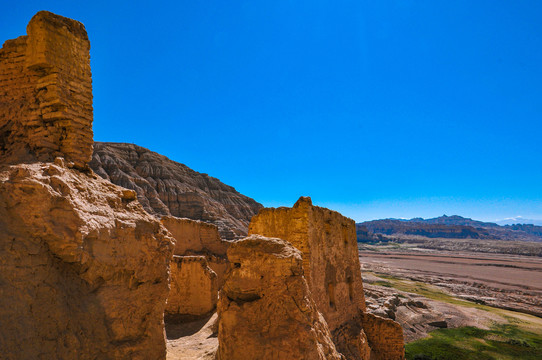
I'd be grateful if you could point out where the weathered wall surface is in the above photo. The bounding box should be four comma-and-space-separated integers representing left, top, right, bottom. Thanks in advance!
161, 216, 227, 257
217, 235, 344, 360
248, 197, 368, 358
166, 255, 218, 321
249, 197, 404, 360
249, 197, 366, 323
161, 216, 230, 287
363, 313, 405, 360
0, 161, 174, 360
0, 11, 93, 168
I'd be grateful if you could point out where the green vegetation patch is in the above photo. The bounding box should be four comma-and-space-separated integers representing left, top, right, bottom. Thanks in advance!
372, 280, 393, 287
365, 271, 488, 309
406, 325, 542, 360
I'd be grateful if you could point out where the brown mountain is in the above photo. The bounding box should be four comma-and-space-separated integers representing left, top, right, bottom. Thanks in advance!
90, 142, 262, 239
358, 215, 542, 242
359, 219, 485, 240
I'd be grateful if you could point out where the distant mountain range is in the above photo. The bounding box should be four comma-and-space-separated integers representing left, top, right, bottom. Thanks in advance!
357, 215, 542, 242
496, 217, 542, 226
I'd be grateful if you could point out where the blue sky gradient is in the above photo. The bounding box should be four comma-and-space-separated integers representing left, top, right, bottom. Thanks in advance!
2, 1, 541, 222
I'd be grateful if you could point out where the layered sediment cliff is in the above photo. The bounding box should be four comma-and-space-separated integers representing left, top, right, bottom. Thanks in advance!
90, 142, 262, 239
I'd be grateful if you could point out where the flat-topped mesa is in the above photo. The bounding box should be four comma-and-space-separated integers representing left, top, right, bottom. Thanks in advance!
249, 197, 405, 360
0, 11, 93, 168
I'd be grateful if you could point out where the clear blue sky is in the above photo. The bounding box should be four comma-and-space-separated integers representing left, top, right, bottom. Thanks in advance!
3, 1, 542, 222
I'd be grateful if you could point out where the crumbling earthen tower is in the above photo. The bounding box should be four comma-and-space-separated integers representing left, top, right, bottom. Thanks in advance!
0, 11, 93, 168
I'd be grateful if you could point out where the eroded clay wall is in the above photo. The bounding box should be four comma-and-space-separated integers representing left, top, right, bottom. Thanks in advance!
363, 313, 405, 360
0, 161, 174, 359
0, 11, 175, 359
217, 235, 343, 360
249, 197, 366, 329
0, 11, 93, 168
166, 255, 218, 321
249, 197, 405, 360
161, 216, 230, 287
161, 216, 227, 257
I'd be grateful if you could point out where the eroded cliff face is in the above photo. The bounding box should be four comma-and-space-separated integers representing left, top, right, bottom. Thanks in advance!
0, 11, 93, 169
90, 142, 263, 239
0, 161, 174, 359
218, 235, 344, 360
249, 197, 405, 360
0, 11, 174, 359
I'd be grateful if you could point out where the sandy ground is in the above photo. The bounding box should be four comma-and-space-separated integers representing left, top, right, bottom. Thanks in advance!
166, 313, 218, 360
360, 247, 542, 318
360, 251, 542, 291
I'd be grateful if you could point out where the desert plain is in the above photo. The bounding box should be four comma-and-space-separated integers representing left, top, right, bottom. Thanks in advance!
359, 239, 542, 359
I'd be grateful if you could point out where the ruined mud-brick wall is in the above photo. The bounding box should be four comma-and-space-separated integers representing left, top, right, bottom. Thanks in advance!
0, 11, 92, 168
162, 216, 228, 257
161, 217, 227, 321
362, 313, 405, 360
249, 197, 366, 329
249, 197, 405, 360
218, 235, 344, 360
162, 216, 229, 287
166, 256, 218, 322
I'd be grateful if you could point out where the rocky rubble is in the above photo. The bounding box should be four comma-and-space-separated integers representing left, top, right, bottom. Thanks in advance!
362, 277, 508, 343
